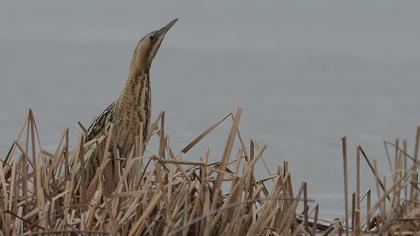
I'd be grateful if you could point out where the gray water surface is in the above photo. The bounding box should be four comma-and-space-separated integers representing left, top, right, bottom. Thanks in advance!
1, 1, 420, 219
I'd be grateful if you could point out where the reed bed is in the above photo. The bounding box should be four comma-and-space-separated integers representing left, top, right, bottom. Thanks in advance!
333, 129, 420, 235
1, 108, 420, 235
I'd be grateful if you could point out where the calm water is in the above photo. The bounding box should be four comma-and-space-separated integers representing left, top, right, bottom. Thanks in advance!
1, 1, 420, 218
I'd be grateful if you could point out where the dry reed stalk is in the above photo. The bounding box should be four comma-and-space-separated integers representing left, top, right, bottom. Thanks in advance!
342, 137, 350, 236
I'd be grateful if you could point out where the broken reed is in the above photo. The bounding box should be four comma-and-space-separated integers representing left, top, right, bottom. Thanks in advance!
1, 108, 420, 235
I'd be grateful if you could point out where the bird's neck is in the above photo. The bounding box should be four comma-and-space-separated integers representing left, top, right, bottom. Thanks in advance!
116, 68, 150, 113
115, 45, 152, 126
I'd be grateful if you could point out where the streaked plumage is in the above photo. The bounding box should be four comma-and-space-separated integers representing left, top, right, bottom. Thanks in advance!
84, 19, 177, 179
85, 102, 115, 142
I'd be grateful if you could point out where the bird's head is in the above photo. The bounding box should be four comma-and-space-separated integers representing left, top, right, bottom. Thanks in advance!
130, 18, 178, 74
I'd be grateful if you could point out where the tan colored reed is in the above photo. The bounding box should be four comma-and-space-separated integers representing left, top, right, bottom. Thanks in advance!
0, 109, 321, 235
2, 109, 420, 235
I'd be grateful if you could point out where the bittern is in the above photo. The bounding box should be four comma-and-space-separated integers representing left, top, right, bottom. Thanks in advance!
84, 19, 177, 166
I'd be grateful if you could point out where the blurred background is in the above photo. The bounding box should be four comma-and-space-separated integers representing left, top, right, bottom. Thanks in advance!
1, 0, 420, 218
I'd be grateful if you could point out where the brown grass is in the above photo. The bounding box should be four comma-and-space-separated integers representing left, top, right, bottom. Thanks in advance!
1, 108, 420, 235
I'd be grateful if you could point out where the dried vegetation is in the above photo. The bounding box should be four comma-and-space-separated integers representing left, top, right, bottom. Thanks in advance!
0, 108, 420, 235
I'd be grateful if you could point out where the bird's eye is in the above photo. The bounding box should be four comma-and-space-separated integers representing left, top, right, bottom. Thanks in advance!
149, 35, 155, 41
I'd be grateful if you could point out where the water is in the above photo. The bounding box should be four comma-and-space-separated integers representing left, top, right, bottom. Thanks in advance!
1, 0, 420, 219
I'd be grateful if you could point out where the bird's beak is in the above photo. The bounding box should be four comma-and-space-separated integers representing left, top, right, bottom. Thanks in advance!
150, 18, 178, 49
158, 18, 178, 36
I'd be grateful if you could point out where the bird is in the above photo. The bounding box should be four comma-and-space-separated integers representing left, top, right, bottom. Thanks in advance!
84, 19, 177, 175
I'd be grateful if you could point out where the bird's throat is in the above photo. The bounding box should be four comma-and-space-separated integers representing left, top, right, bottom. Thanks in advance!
115, 72, 151, 149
